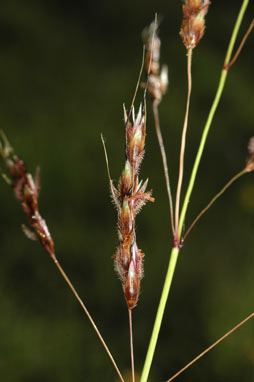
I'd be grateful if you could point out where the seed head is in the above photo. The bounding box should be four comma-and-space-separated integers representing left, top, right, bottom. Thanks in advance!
112, 104, 154, 309
180, 0, 210, 49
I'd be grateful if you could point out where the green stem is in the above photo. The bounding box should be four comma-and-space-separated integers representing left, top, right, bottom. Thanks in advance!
140, 1, 249, 381
178, 0, 250, 239
140, 247, 179, 382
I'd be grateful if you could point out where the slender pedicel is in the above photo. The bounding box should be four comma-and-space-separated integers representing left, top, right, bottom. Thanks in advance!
176, 0, 210, 241
183, 137, 254, 242
128, 309, 135, 382
166, 312, 254, 382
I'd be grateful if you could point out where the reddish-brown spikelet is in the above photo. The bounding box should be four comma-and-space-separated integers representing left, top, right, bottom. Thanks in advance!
143, 22, 168, 104
180, 0, 210, 49
113, 105, 154, 309
245, 136, 254, 172
0, 132, 55, 260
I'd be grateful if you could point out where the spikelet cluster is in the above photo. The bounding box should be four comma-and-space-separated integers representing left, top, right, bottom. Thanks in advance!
142, 22, 168, 104
112, 105, 154, 309
180, 0, 210, 49
0, 132, 55, 260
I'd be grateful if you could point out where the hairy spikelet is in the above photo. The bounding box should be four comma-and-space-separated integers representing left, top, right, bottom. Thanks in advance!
113, 105, 154, 309
180, 0, 210, 49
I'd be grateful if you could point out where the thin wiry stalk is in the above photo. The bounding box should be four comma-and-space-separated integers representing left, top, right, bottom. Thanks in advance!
224, 18, 254, 70
54, 258, 125, 382
166, 312, 254, 382
223, 0, 251, 67
128, 46, 146, 121
174, 47, 192, 241
128, 309, 135, 382
183, 135, 254, 241
183, 168, 247, 241
153, 100, 175, 236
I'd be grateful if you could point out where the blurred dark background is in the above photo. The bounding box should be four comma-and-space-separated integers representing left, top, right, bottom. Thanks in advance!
0, 1, 253, 381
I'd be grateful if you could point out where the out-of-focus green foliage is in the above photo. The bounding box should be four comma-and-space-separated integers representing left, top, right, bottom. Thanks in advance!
0, 1, 253, 381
